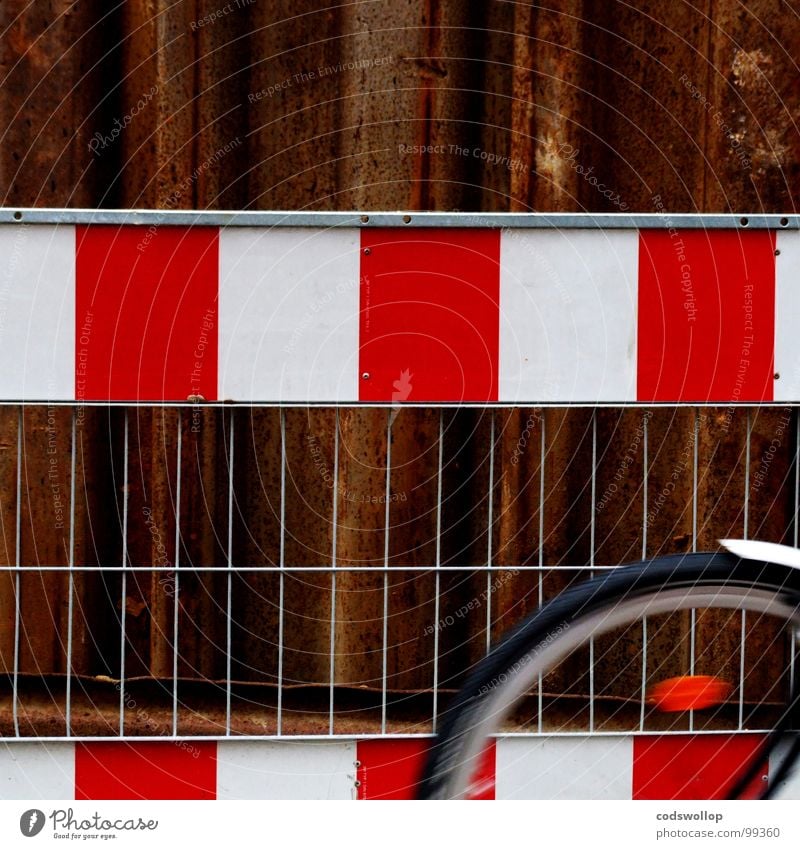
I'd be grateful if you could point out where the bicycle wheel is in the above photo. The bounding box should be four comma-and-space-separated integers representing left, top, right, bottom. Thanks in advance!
418, 551, 800, 800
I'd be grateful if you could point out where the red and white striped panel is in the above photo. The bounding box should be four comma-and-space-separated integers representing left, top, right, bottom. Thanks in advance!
2, 736, 798, 800
0, 224, 794, 403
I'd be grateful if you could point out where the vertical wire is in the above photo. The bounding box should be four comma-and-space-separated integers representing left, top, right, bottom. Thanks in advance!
744, 411, 751, 540
277, 409, 286, 736
689, 410, 699, 732
692, 410, 699, 551
589, 410, 597, 732
538, 412, 545, 733
225, 409, 235, 736
432, 409, 444, 733
640, 411, 649, 732
485, 411, 495, 655
12, 407, 22, 737
65, 408, 76, 737
792, 410, 799, 704
795, 406, 799, 551
172, 415, 182, 737
381, 412, 392, 734
740, 409, 751, 730
329, 409, 339, 735
119, 410, 129, 736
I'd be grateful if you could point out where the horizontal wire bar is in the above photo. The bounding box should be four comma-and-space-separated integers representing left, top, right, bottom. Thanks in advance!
0, 563, 687, 573
1, 208, 796, 229
3, 401, 799, 409
0, 728, 777, 744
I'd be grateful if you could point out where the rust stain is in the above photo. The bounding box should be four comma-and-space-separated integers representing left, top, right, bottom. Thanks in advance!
731, 48, 773, 90
410, 0, 442, 210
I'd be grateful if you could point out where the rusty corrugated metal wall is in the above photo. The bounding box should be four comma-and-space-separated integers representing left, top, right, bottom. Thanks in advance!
1, 0, 799, 735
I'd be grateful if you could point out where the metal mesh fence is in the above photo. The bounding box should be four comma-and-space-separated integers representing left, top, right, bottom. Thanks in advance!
0, 403, 797, 740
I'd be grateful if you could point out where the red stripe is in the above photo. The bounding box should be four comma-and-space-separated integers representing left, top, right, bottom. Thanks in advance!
356, 738, 495, 800
75, 741, 217, 800
359, 229, 500, 403
632, 734, 768, 800
75, 225, 219, 401
637, 229, 776, 402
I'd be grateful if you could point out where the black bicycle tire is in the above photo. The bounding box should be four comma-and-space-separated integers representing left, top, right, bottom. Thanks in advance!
417, 551, 800, 800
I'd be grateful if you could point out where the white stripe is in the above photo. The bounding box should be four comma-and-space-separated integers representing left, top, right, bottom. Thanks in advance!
499, 230, 638, 402
219, 228, 360, 402
0, 743, 75, 799
0, 225, 75, 400
495, 736, 633, 799
216, 741, 356, 800
774, 230, 800, 402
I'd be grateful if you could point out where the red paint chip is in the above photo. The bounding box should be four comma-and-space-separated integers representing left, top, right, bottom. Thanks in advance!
359, 229, 501, 403
638, 229, 775, 402
75, 225, 219, 401
356, 738, 495, 800
633, 734, 768, 800
75, 741, 217, 800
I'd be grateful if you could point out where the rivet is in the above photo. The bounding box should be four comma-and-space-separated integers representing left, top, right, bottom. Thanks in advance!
775, 249, 781, 256
362, 372, 370, 380
774, 373, 781, 380
363, 247, 371, 255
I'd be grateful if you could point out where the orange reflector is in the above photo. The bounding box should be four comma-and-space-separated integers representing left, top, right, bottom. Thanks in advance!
647, 675, 733, 712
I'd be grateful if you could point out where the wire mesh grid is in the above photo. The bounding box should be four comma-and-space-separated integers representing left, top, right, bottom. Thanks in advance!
0, 402, 797, 740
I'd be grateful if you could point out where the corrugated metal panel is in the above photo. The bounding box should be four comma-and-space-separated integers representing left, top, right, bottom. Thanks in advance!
0, 0, 798, 737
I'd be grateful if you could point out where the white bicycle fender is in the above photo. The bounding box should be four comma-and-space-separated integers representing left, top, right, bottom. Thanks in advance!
720, 539, 800, 571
